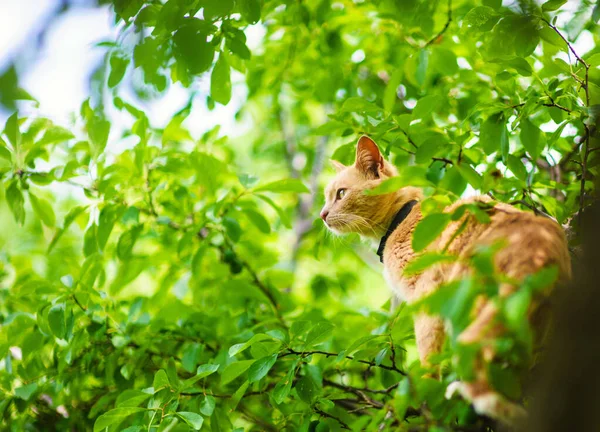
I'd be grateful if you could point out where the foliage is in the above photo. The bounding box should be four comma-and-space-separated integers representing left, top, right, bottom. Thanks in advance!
0, 0, 599, 430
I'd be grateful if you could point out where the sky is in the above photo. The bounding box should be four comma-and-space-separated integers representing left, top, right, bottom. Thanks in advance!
0, 1, 594, 145
0, 0, 264, 139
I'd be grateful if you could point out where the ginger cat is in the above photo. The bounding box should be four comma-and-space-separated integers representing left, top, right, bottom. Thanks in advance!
320, 136, 571, 424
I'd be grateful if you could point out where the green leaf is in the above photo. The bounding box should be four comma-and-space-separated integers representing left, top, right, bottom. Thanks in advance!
540, 26, 565, 47
88, 114, 110, 156
432, 47, 458, 75
413, 94, 442, 119
238, 173, 259, 188
244, 209, 270, 233
520, 118, 543, 160
412, 213, 451, 252
29, 192, 56, 227
93, 407, 147, 432
366, 166, 432, 194
230, 380, 249, 410
108, 53, 128, 88
116, 390, 152, 408
182, 343, 203, 373
48, 303, 66, 339
239, 0, 261, 24
462, 6, 500, 35
404, 253, 457, 275
375, 347, 389, 366
4, 112, 21, 150
225, 29, 251, 60
506, 58, 532, 77
383, 69, 403, 112
253, 179, 310, 194
14, 383, 37, 401
304, 321, 334, 348
228, 334, 273, 357
176, 412, 204, 430
479, 113, 506, 156
505, 289, 532, 331
181, 364, 220, 389
211, 53, 232, 105
223, 217, 242, 242
506, 155, 528, 182
97, 205, 121, 251
513, 18, 540, 58
312, 121, 348, 136
221, 360, 255, 385
415, 49, 428, 86
542, 0, 567, 12
340, 97, 381, 113
273, 360, 298, 404
199, 363, 222, 378
489, 363, 522, 401
173, 24, 215, 75
204, 0, 234, 20
38, 126, 75, 145
200, 395, 216, 416
117, 225, 143, 260
6, 181, 25, 225
296, 375, 319, 404
455, 164, 482, 190
415, 136, 445, 164
153, 369, 170, 392
255, 194, 292, 228
247, 353, 278, 382
0, 138, 11, 161
548, 121, 568, 144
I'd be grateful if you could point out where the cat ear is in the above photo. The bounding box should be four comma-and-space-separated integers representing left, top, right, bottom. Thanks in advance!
330, 159, 346, 173
355, 136, 384, 178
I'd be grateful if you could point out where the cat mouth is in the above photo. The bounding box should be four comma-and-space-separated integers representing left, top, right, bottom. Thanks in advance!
324, 218, 348, 234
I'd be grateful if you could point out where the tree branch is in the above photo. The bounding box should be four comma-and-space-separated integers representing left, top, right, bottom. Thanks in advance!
541, 19, 589, 71
323, 378, 384, 408
281, 348, 407, 375
542, 18, 592, 228
424, 0, 452, 48
315, 407, 351, 430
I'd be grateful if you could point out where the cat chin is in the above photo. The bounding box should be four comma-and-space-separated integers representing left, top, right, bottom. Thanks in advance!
325, 224, 345, 236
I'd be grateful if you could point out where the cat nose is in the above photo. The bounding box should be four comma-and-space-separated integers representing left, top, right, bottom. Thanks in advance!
320, 210, 329, 222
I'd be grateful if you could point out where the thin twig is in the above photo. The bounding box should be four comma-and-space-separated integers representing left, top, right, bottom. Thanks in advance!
542, 18, 591, 227
389, 336, 398, 370
315, 408, 351, 430
281, 348, 407, 375
72, 294, 87, 312
541, 19, 589, 70
220, 239, 285, 326
323, 378, 384, 408
423, 0, 452, 48
399, 128, 418, 149
431, 157, 453, 166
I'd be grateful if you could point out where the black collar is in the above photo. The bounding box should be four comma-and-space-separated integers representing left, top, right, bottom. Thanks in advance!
376, 200, 418, 263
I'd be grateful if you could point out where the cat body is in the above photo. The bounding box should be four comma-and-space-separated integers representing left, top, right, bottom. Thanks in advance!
321, 136, 571, 423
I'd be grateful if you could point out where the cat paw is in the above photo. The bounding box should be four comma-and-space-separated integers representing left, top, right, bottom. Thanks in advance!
445, 381, 527, 425
470, 392, 527, 424
445, 381, 469, 400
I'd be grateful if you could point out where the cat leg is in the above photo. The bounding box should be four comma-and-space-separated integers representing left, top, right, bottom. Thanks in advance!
450, 301, 527, 425
414, 312, 445, 366
446, 379, 527, 424
457, 300, 504, 361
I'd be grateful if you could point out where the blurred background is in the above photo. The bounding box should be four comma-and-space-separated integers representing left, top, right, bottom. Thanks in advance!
1, 1, 599, 429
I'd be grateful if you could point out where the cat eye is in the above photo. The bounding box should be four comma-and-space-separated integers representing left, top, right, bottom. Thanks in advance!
336, 188, 347, 200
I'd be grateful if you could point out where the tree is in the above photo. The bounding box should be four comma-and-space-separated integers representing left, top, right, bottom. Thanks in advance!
0, 0, 598, 430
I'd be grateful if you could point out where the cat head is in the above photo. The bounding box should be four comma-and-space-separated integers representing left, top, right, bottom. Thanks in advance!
320, 136, 402, 238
